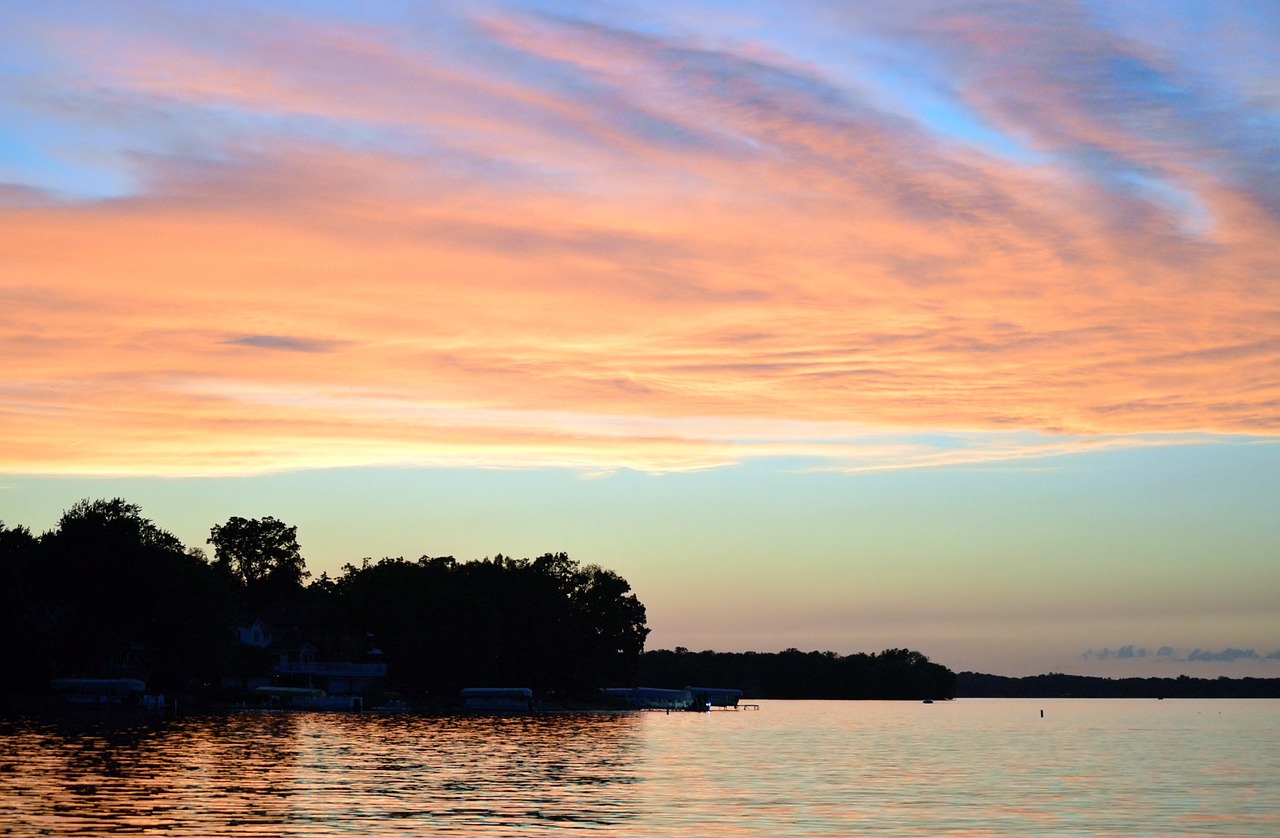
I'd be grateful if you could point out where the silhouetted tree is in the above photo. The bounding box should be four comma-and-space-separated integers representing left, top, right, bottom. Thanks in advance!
209, 515, 307, 611
4, 500, 652, 704
637, 646, 956, 699
570, 562, 650, 685
33, 499, 234, 692
330, 552, 649, 697
0, 522, 43, 698
955, 671, 1280, 699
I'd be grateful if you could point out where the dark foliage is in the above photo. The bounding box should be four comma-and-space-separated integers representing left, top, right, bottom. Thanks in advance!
638, 646, 957, 700
0, 521, 45, 696
957, 671, 1280, 699
0, 500, 236, 698
208, 516, 307, 613
331, 553, 649, 697
1, 500, 650, 704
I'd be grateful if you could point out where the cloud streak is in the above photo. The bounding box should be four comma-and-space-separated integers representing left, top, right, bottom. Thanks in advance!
223, 334, 346, 353
1, 2, 1277, 476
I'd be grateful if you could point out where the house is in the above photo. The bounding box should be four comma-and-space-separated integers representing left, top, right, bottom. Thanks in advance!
232, 618, 387, 697
274, 646, 386, 695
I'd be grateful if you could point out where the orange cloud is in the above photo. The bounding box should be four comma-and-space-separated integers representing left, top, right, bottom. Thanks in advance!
2, 7, 1277, 476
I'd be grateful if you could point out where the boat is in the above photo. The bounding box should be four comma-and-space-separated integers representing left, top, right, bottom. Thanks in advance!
51, 678, 147, 706
687, 687, 744, 709
600, 687, 695, 711
461, 687, 535, 712
252, 686, 370, 711
253, 686, 328, 708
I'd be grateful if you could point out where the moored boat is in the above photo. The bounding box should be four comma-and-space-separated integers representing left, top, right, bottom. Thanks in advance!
461, 687, 535, 712
601, 687, 695, 711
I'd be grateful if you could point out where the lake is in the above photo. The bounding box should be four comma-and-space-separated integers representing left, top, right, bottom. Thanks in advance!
2, 699, 1277, 835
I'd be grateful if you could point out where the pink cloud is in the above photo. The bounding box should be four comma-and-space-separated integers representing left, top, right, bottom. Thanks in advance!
1, 5, 1277, 475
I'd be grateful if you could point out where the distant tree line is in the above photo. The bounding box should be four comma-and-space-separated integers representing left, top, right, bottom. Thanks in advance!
0, 499, 648, 706
638, 647, 957, 700
957, 671, 1280, 699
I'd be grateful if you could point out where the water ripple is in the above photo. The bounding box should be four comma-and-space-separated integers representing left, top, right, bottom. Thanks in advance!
2, 700, 1278, 836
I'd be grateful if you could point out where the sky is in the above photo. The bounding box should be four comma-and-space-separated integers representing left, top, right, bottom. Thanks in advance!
1, 0, 1277, 678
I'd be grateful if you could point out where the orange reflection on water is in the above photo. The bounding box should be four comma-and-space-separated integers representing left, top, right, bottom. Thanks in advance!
3, 700, 1279, 835
2, 711, 645, 835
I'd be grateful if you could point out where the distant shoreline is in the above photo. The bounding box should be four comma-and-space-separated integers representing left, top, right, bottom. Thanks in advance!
955, 671, 1280, 699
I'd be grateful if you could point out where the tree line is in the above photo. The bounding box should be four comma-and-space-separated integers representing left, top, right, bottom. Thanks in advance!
0, 497, 961, 709
956, 671, 1280, 699
0, 498, 649, 705
638, 647, 957, 700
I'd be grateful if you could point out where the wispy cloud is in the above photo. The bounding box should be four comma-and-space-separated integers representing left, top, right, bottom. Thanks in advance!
223, 335, 346, 353
1, 2, 1277, 476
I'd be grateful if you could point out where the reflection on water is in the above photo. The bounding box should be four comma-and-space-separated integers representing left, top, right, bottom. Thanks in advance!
1, 712, 643, 835
2, 700, 1278, 836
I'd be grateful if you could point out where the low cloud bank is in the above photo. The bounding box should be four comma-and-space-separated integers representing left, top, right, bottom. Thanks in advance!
1084, 646, 1280, 664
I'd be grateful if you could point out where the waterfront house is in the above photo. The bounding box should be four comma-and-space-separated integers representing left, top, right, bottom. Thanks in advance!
232, 619, 387, 696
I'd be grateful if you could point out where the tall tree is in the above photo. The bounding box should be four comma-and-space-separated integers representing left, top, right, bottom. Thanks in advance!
0, 521, 42, 697
36, 498, 233, 691
208, 516, 307, 608
571, 563, 650, 684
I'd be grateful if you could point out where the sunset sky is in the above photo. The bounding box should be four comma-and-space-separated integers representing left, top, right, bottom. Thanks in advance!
3, 1, 1277, 677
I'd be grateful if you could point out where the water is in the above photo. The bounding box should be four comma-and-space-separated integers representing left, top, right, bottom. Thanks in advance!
2, 699, 1277, 836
